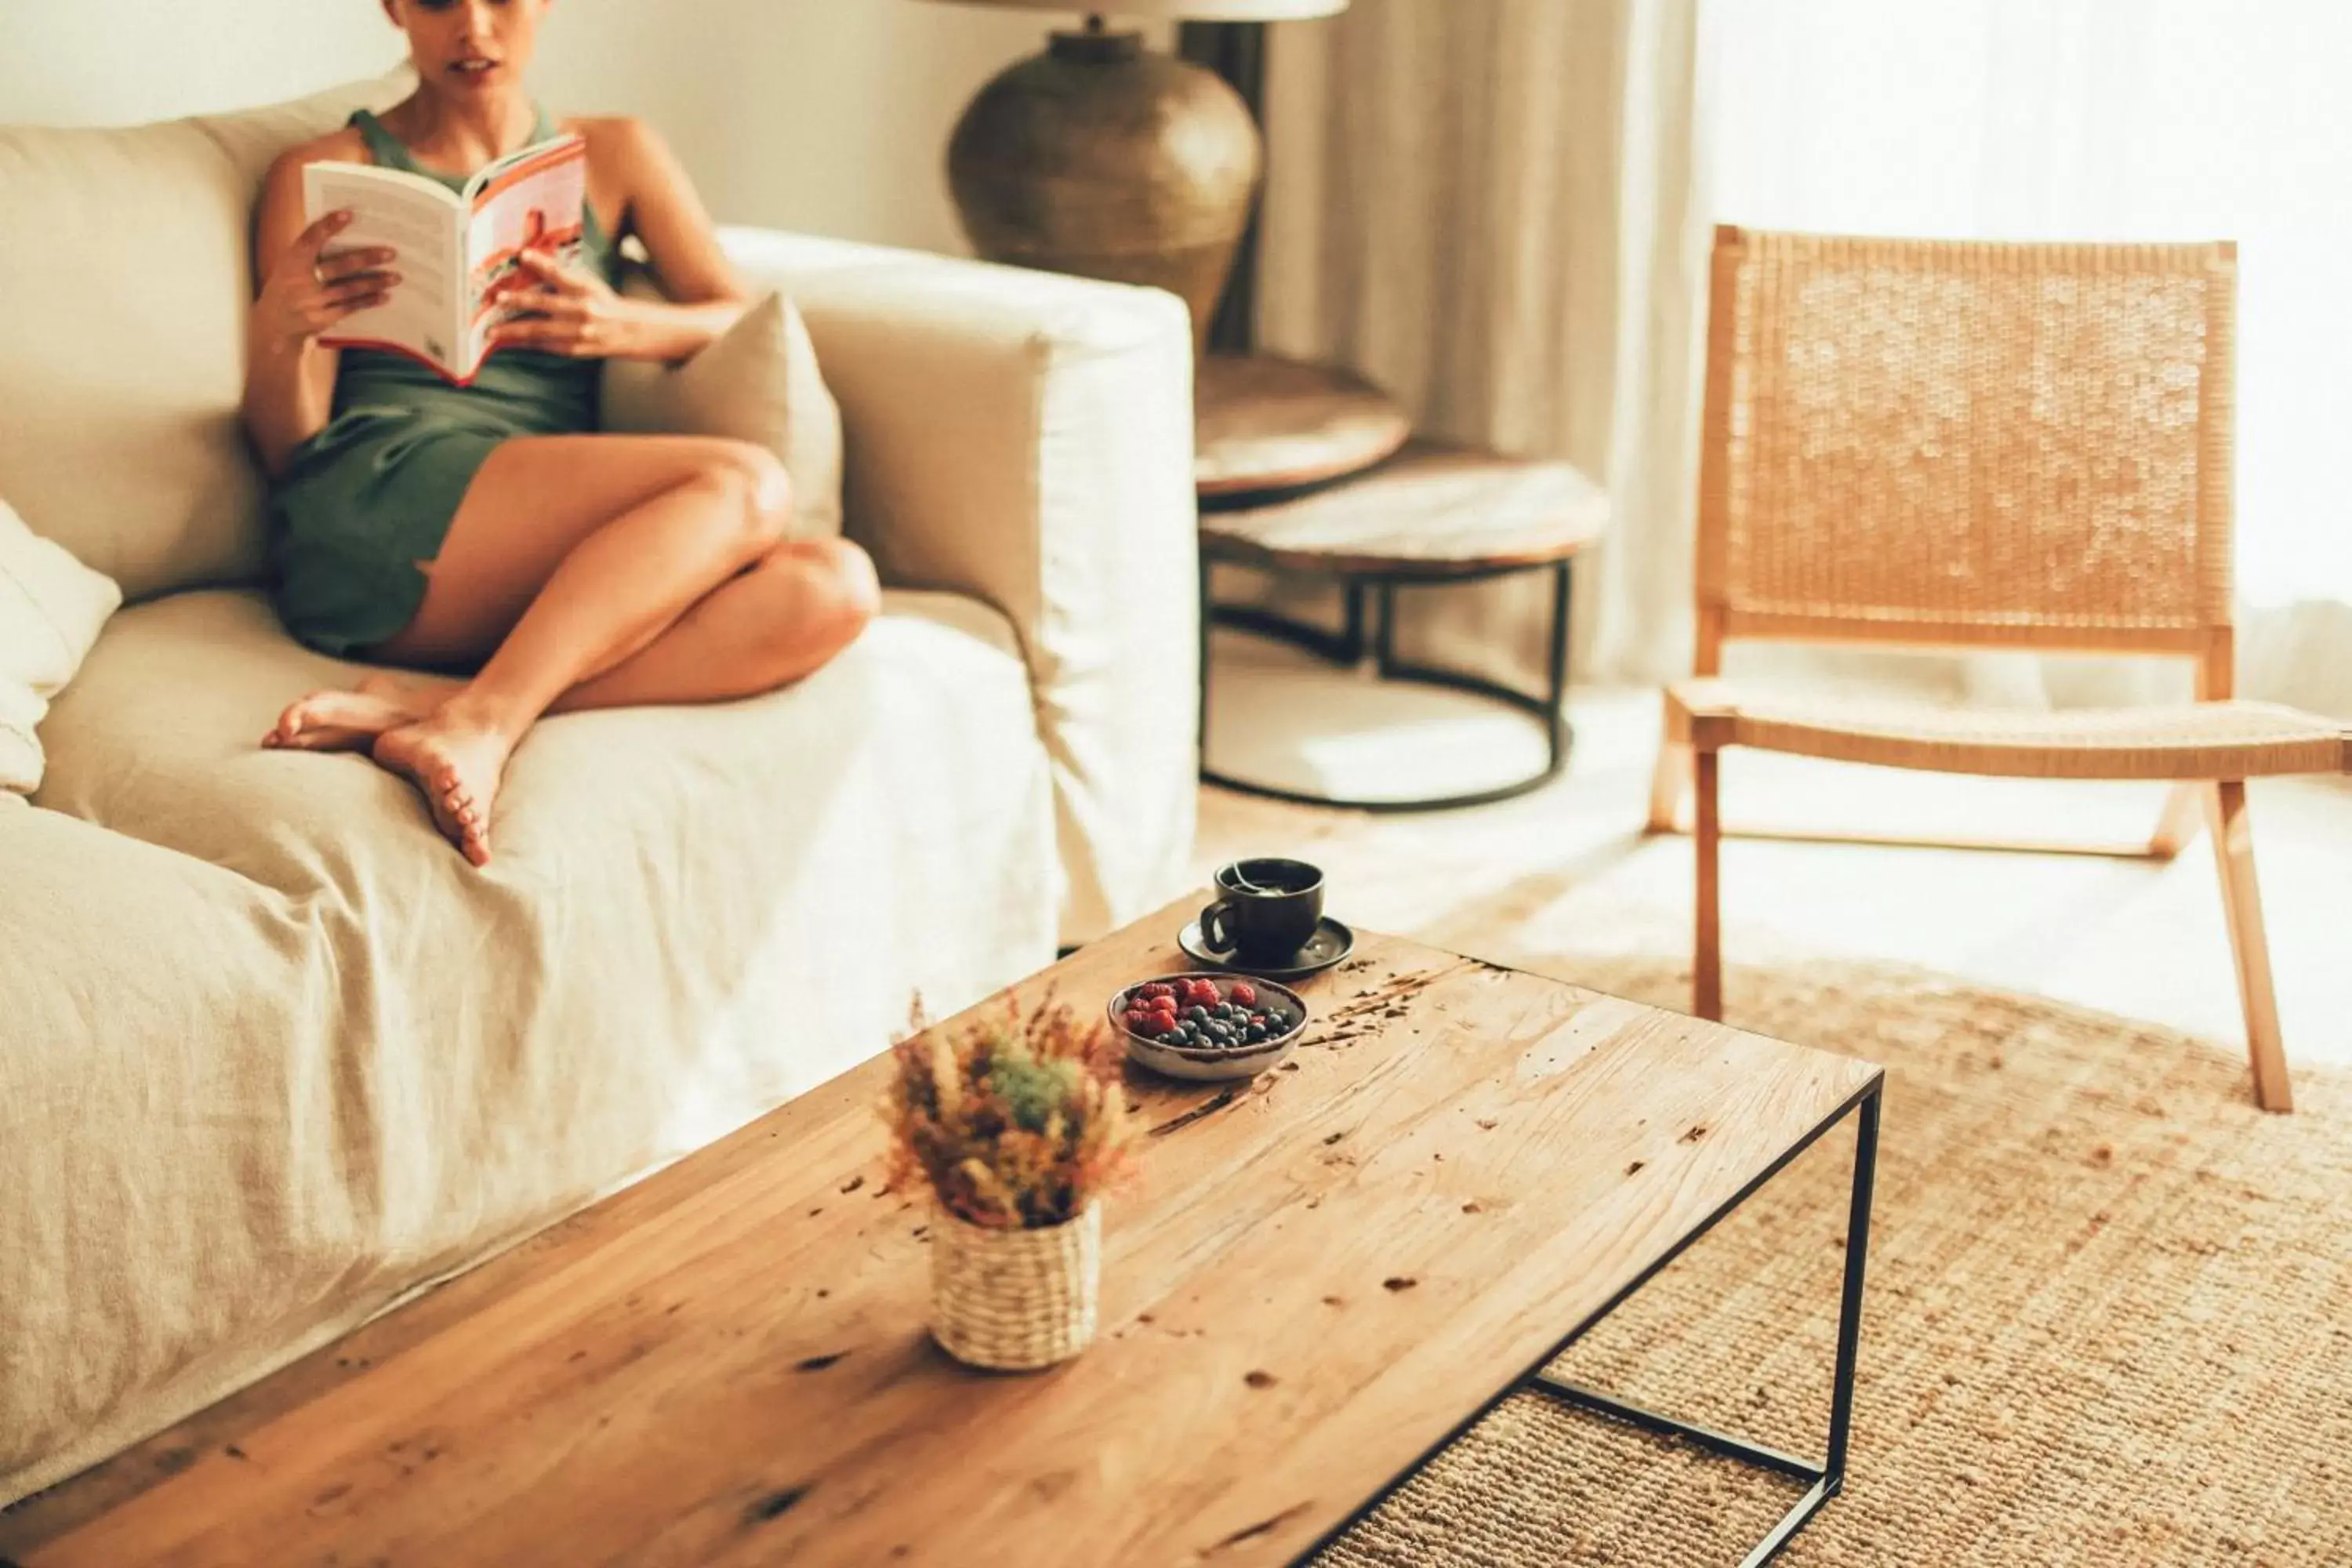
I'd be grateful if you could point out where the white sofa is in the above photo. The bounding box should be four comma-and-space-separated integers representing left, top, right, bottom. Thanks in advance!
0, 78, 1199, 1506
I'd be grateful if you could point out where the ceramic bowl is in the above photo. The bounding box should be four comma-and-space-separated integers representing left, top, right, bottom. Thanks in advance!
1108, 972, 1311, 1082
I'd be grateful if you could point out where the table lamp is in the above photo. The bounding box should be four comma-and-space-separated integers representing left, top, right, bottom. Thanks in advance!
917, 2, 1348, 355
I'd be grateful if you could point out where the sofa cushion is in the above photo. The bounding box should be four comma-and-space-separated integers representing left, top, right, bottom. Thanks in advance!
0, 71, 408, 602
9, 587, 1056, 1503
0, 497, 121, 793
604, 263, 847, 540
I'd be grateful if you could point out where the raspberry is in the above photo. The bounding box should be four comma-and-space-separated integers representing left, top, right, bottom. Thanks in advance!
1138, 982, 1175, 1001
1229, 982, 1258, 1007
1185, 978, 1221, 1007
1125, 1009, 1168, 1037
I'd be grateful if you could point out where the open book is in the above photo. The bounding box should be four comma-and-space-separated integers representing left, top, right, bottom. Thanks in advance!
304, 133, 588, 384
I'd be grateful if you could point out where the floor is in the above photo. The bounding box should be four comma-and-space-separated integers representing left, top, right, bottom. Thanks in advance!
1194, 654, 2352, 1073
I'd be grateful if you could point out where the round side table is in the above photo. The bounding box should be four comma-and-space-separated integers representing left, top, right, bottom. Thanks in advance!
1195, 352, 1412, 498
1198, 439, 1610, 811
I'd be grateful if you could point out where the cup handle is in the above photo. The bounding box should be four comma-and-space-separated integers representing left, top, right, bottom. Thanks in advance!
1201, 901, 1238, 953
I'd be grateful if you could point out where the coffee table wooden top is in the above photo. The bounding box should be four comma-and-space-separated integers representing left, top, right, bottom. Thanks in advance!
3, 898, 1880, 1568
1200, 438, 1611, 579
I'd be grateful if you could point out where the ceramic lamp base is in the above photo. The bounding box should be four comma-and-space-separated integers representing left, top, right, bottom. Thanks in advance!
946, 28, 1263, 357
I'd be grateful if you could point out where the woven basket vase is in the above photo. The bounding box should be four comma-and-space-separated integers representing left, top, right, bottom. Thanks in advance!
930, 1200, 1102, 1371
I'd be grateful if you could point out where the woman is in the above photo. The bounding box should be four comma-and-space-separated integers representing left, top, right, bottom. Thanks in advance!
244, 0, 878, 867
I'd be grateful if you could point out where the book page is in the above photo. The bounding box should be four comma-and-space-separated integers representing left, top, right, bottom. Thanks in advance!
461, 136, 588, 374
303, 164, 462, 375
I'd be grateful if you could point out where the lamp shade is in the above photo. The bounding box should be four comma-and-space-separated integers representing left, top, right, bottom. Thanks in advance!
921, 0, 1347, 19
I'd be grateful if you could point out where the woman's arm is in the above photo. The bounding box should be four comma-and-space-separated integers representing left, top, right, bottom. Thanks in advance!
488, 118, 750, 365
240, 147, 399, 477
607, 117, 751, 362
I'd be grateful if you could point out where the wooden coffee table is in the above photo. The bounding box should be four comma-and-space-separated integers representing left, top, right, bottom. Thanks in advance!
0, 898, 1882, 1568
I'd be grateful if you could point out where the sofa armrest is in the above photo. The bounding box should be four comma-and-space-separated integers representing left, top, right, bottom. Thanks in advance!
719, 227, 1198, 946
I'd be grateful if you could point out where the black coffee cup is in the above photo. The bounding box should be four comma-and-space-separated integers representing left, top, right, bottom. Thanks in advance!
1202, 858, 1325, 962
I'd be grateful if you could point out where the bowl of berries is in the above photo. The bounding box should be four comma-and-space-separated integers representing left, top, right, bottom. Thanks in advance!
1110, 973, 1310, 1082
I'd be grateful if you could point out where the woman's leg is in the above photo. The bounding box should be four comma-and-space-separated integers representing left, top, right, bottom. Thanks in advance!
269, 431, 781, 747
268, 535, 879, 742
547, 536, 879, 712
270, 432, 872, 864
279, 535, 879, 740
374, 434, 794, 864
379, 432, 797, 681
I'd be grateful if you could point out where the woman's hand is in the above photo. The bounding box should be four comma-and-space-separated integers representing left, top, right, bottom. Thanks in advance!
255, 210, 400, 354
488, 249, 647, 359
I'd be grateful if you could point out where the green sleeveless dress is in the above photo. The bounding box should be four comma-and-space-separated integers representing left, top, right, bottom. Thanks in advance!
267, 107, 619, 657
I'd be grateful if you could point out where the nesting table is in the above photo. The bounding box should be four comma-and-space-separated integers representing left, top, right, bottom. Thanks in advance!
1199, 436, 1611, 810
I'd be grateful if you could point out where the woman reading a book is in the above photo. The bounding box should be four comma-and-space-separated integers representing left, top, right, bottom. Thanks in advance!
241, 0, 878, 867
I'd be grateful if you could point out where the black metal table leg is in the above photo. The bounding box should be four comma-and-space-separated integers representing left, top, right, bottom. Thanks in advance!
1373, 579, 1399, 677
1287, 1078, 1883, 1567
1525, 1082, 1882, 1567
1824, 1083, 1880, 1484
1544, 558, 1572, 770
1199, 557, 1578, 812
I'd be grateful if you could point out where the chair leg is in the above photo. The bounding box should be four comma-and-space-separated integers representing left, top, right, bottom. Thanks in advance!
2205, 781, 2293, 1113
1694, 750, 1723, 1021
1647, 741, 1691, 834
2148, 781, 2205, 859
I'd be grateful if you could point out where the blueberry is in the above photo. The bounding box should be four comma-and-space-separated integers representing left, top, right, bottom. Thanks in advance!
1246, 1024, 1267, 1043
1186, 1005, 1210, 1022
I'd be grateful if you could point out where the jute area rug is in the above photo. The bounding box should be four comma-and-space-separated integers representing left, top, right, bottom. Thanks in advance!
1320, 949, 2352, 1567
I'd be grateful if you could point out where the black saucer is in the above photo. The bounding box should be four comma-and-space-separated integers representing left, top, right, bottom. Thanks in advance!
1178, 916, 1356, 980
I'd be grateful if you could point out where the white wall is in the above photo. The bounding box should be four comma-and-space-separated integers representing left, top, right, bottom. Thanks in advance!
0, 2, 1164, 255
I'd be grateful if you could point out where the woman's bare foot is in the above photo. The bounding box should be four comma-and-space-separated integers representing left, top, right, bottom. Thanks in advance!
263, 673, 453, 753
370, 710, 517, 867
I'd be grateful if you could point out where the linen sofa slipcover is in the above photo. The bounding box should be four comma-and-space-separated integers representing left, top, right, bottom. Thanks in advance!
0, 74, 1196, 1505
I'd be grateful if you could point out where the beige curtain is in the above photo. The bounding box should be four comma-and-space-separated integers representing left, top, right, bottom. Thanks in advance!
1246, 0, 1709, 688
1247, 1, 2352, 728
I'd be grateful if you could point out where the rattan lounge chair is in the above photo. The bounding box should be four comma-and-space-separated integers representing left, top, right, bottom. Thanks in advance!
1650, 226, 2352, 1112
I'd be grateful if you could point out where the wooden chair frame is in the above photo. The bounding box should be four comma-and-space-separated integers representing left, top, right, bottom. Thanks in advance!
1650, 227, 2323, 1112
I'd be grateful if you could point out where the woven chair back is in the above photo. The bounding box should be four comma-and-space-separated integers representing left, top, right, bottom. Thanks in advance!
1696, 227, 2238, 655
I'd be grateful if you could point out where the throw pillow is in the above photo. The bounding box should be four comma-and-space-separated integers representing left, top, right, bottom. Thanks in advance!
601, 262, 845, 540
0, 499, 123, 795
